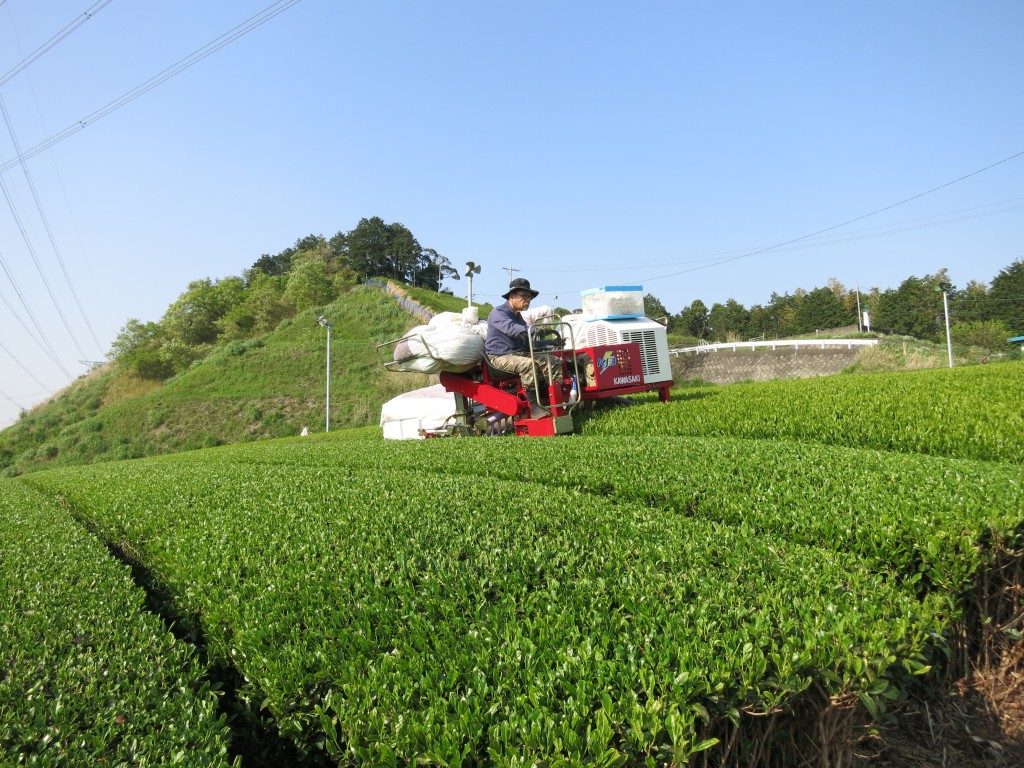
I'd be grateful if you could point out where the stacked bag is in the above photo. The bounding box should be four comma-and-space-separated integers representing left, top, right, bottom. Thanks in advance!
391, 306, 556, 374
391, 308, 487, 373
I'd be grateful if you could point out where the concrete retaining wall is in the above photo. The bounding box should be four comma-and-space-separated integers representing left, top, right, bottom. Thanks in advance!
367, 279, 435, 324
670, 347, 861, 385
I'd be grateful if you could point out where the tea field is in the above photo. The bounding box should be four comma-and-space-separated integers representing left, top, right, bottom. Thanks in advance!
2, 361, 1022, 766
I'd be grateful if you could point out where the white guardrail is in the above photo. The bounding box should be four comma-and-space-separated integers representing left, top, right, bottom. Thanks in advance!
670, 338, 879, 356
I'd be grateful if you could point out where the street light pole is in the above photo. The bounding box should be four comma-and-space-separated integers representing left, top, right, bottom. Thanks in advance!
855, 282, 863, 333
465, 261, 481, 306
941, 289, 953, 368
317, 316, 333, 431
934, 284, 953, 368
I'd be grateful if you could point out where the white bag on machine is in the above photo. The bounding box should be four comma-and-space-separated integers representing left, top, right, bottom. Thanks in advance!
520, 305, 555, 326
393, 311, 486, 373
390, 305, 552, 374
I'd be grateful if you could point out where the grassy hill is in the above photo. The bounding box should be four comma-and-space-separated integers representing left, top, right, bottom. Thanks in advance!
0, 283, 461, 476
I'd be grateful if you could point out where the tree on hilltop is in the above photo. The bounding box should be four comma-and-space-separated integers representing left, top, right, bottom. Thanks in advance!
796, 286, 854, 331
707, 299, 750, 341
163, 277, 246, 347
643, 294, 671, 322
874, 270, 951, 341
345, 217, 418, 284
247, 219, 444, 291
425, 248, 460, 291
250, 251, 291, 278
676, 299, 710, 338
988, 259, 1024, 333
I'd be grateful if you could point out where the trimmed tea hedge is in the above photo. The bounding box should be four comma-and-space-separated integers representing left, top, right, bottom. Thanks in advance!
583, 360, 1024, 463
212, 433, 1024, 599
0, 480, 234, 767
26, 451, 945, 765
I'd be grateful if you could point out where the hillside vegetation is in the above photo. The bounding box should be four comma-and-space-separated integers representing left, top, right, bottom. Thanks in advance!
0, 284, 437, 476
2, 359, 1022, 767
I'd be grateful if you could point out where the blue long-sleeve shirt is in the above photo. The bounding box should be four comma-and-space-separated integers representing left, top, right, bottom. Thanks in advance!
485, 302, 528, 355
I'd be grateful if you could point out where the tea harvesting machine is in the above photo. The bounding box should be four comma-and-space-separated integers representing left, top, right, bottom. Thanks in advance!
378, 288, 674, 437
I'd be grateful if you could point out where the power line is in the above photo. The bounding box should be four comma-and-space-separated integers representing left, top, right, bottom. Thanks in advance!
0, 0, 115, 89
3, 0, 113, 356
0, 93, 101, 354
525, 196, 1024, 278
0, 0, 305, 175
0, 285, 50, 353
0, 0, 118, 382
0, 162, 86, 361
0, 388, 30, 417
0, 239, 72, 377
949, 296, 1022, 304
634, 149, 1024, 286
0, 0, 305, 411
515, 191, 1024, 302
0, 336, 51, 391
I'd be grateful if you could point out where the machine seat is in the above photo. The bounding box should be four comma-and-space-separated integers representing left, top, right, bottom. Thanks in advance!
481, 357, 521, 382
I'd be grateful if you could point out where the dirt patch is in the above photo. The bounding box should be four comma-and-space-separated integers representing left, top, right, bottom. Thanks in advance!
857, 661, 1024, 768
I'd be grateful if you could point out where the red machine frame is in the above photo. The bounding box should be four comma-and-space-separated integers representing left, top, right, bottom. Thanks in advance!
438, 340, 671, 437
379, 320, 673, 437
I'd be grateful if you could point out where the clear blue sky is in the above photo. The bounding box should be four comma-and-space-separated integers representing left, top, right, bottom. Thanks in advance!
1, 0, 1022, 428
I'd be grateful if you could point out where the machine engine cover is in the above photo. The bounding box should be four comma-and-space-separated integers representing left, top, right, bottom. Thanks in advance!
579, 343, 646, 389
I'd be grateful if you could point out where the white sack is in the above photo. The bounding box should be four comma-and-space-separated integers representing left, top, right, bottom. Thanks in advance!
559, 313, 589, 350
521, 305, 555, 326
394, 312, 485, 372
380, 384, 457, 439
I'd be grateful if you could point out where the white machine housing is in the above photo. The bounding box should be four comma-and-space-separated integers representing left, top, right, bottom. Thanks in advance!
565, 316, 673, 385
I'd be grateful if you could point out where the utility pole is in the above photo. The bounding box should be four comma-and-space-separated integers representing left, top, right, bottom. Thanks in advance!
317, 316, 333, 431
502, 266, 520, 282
935, 283, 954, 368
855, 282, 863, 333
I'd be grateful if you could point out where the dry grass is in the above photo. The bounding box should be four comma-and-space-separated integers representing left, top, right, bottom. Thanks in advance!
18, 363, 111, 418
103, 370, 164, 406
380, 369, 435, 397
850, 342, 948, 373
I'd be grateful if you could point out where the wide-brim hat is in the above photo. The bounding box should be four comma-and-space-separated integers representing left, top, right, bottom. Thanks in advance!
503, 277, 540, 299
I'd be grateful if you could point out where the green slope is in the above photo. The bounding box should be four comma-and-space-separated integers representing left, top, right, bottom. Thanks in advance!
1, 284, 448, 476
